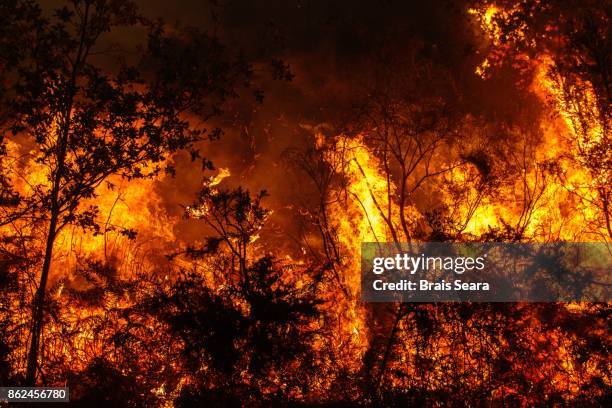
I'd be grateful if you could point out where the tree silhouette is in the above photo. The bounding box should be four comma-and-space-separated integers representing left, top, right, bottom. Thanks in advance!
146, 187, 322, 405
186, 185, 270, 282
0, 0, 253, 384
482, 0, 611, 239
0, 1, 608, 405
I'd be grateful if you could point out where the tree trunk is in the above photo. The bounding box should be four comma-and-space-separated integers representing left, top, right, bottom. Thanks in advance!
24, 3, 89, 384
376, 304, 406, 393
25, 211, 59, 385
25, 91, 71, 385
25, 133, 69, 384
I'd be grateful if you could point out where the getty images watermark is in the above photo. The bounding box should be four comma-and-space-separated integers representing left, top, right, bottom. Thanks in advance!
361, 243, 611, 302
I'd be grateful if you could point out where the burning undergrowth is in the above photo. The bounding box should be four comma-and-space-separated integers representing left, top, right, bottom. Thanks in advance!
0, 0, 609, 406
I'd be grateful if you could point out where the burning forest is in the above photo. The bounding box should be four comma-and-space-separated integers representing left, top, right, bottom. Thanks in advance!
0, 0, 610, 406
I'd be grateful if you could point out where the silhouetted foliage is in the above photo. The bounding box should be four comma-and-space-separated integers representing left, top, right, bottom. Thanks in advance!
0, 1, 609, 406
0, 0, 255, 384
68, 357, 159, 407
143, 256, 321, 405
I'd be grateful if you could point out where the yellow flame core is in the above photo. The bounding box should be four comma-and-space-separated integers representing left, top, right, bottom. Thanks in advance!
209, 167, 231, 187
466, 3, 608, 243
57, 174, 176, 268
0, 3, 608, 399
2, 138, 176, 276
310, 134, 404, 381
465, 2, 610, 396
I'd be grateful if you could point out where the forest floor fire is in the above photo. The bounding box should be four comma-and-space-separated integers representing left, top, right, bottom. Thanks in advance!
0, 0, 609, 406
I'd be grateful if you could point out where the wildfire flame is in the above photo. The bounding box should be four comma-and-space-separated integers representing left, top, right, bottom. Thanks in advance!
1, 1, 608, 404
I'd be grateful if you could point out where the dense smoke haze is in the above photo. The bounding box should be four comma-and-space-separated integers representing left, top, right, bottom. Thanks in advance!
35, 0, 545, 255
37, 0, 542, 256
